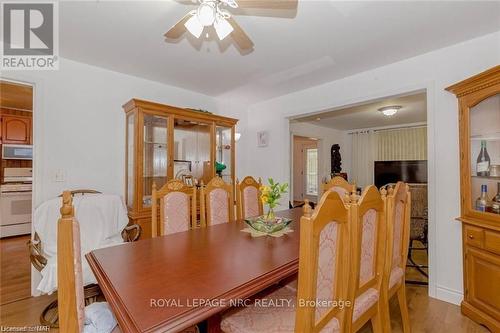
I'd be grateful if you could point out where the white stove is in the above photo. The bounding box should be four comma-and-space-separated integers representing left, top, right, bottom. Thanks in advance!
0, 168, 32, 238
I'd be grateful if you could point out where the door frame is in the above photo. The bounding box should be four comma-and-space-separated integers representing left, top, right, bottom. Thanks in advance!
291, 135, 320, 204
1, 74, 44, 296
286, 84, 438, 302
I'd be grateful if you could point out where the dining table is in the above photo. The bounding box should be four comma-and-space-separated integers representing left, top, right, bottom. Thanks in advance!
86, 208, 303, 333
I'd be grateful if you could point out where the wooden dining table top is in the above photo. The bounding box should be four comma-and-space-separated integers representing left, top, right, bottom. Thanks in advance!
86, 208, 302, 333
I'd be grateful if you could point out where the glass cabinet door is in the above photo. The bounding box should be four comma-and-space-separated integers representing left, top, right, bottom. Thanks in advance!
216, 125, 233, 184
126, 112, 135, 208
173, 119, 212, 185
469, 93, 500, 215
142, 114, 168, 208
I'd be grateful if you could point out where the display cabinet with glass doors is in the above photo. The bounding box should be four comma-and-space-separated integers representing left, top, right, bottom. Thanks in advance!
446, 65, 500, 331
123, 99, 238, 238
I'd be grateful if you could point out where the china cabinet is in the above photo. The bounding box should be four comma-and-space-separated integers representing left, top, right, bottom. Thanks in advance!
123, 99, 238, 238
446, 65, 500, 332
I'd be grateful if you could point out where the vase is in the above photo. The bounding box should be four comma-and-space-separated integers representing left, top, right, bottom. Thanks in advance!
265, 208, 276, 222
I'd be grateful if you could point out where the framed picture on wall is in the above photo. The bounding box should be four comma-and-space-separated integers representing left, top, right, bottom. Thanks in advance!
257, 131, 269, 147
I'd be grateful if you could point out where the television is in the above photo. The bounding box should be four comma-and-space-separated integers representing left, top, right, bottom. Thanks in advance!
374, 160, 427, 188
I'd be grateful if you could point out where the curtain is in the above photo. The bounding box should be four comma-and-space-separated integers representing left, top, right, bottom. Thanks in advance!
376, 127, 427, 161
351, 131, 376, 188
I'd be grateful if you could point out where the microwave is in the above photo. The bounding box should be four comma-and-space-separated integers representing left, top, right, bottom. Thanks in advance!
2, 144, 33, 160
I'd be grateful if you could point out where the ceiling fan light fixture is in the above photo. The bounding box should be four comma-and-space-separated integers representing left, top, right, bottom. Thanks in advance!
197, 2, 216, 26
184, 14, 204, 38
378, 105, 402, 117
214, 16, 234, 40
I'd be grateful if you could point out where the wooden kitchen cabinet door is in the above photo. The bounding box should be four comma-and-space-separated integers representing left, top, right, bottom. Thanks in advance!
1, 115, 31, 144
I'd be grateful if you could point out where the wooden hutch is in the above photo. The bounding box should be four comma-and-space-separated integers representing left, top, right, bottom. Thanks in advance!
446, 65, 500, 332
123, 99, 238, 238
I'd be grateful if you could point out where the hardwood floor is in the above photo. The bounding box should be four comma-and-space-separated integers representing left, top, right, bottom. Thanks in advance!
0, 285, 489, 332
0, 235, 31, 305
0, 237, 486, 332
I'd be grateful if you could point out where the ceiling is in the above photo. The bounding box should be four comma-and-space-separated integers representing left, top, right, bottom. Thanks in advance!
0, 81, 33, 111
59, 1, 500, 102
291, 92, 427, 130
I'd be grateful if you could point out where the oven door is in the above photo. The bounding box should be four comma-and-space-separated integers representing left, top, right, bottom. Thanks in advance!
0, 191, 32, 226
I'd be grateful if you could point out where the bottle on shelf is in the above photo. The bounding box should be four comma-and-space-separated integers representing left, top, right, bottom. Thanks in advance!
475, 184, 489, 212
476, 140, 491, 177
492, 182, 500, 214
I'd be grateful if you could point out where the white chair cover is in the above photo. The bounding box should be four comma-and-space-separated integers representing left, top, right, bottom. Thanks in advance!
34, 194, 128, 294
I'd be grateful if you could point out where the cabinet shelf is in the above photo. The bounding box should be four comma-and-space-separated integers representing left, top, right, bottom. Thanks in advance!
472, 175, 500, 180
470, 132, 500, 141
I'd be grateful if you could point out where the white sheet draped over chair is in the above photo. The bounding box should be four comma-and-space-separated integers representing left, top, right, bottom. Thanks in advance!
34, 194, 128, 294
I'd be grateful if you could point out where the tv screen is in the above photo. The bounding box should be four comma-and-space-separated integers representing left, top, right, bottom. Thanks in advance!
374, 160, 427, 188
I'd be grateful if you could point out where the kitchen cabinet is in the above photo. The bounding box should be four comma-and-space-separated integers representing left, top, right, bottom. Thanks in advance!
1, 115, 31, 144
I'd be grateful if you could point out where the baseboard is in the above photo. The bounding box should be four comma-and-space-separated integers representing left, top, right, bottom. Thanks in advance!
433, 285, 463, 305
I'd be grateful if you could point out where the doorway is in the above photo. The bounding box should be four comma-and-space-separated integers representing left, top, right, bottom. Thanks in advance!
292, 136, 319, 205
290, 91, 430, 287
0, 80, 34, 304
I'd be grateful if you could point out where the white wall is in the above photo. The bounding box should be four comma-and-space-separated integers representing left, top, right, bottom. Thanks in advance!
2, 58, 217, 207
2, 58, 218, 295
230, 31, 500, 305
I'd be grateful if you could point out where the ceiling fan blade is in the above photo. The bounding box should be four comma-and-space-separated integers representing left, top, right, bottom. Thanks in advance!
236, 0, 298, 10
164, 13, 191, 39
227, 17, 254, 50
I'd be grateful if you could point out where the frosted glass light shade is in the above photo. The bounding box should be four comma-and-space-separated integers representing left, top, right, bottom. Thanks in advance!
214, 17, 234, 40
197, 3, 216, 26
185, 15, 203, 38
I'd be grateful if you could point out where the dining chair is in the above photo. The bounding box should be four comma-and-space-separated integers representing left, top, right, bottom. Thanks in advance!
57, 191, 118, 333
345, 185, 387, 333
200, 176, 235, 227
381, 182, 411, 333
220, 190, 351, 333
236, 176, 263, 219
151, 180, 197, 237
322, 176, 356, 198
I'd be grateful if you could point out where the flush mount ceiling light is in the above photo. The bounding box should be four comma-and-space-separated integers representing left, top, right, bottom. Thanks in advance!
378, 105, 402, 117
165, 0, 299, 50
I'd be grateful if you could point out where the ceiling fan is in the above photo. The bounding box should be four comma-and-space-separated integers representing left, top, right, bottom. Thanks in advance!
164, 0, 298, 50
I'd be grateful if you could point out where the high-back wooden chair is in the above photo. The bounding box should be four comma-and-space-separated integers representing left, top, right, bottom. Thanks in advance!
345, 185, 387, 333
295, 192, 351, 332
151, 180, 197, 237
200, 177, 234, 227
381, 182, 411, 332
57, 192, 118, 333
220, 191, 351, 333
236, 176, 263, 219
322, 176, 356, 197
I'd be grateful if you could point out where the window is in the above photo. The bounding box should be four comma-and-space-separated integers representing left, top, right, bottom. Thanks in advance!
306, 148, 318, 196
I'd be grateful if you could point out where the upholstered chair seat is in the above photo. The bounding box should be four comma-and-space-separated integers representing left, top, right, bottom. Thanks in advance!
221, 287, 331, 333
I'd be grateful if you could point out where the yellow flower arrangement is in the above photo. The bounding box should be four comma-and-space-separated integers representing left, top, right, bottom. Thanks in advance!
259, 178, 288, 221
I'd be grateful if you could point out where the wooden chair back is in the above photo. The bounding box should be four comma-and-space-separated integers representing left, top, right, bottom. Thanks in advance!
57, 191, 85, 333
295, 191, 351, 332
200, 177, 234, 227
383, 182, 411, 289
236, 176, 263, 219
152, 180, 197, 237
322, 176, 356, 197
346, 185, 387, 331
